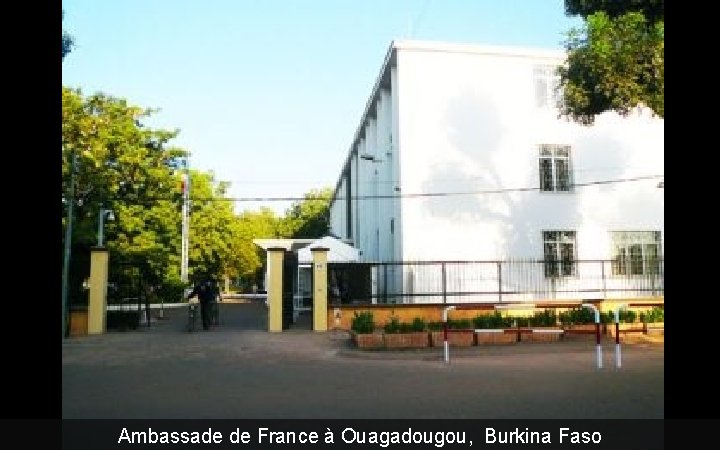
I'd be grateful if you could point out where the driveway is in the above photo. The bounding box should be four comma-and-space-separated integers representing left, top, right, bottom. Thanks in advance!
62, 302, 663, 419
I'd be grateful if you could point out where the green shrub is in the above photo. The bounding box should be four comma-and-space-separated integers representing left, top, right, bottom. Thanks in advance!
600, 311, 614, 324
530, 309, 557, 327
351, 311, 375, 334
382, 317, 428, 333
473, 312, 511, 328
410, 317, 426, 332
447, 318, 473, 330
619, 309, 637, 323
653, 307, 665, 322
558, 310, 571, 326
427, 321, 444, 331
473, 314, 491, 329
560, 307, 597, 325
384, 316, 402, 334
641, 307, 664, 323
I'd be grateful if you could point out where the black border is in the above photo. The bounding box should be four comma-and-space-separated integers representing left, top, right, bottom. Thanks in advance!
49, 1, 720, 448
7, 0, 60, 423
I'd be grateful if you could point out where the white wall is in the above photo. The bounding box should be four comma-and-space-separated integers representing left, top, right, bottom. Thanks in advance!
392, 43, 664, 262
329, 61, 402, 263
330, 177, 348, 239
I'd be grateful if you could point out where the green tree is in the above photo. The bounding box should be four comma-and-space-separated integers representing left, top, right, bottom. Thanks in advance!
280, 187, 333, 238
62, 86, 188, 298
186, 171, 242, 280
558, 0, 663, 124
63, 86, 339, 300
233, 207, 284, 290
185, 176, 289, 291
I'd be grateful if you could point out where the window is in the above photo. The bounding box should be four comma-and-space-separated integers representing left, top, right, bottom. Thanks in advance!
611, 231, 662, 276
543, 231, 576, 277
539, 144, 573, 192
533, 64, 561, 108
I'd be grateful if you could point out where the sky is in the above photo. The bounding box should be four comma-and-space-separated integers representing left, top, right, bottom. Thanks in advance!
61, 0, 582, 215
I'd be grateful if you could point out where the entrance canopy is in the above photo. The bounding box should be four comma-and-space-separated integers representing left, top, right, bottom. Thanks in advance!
297, 236, 360, 264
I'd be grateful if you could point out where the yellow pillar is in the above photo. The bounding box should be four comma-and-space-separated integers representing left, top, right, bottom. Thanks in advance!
87, 247, 109, 334
311, 247, 329, 332
267, 247, 285, 332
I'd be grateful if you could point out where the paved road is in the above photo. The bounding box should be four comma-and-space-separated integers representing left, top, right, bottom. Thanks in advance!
62, 302, 663, 419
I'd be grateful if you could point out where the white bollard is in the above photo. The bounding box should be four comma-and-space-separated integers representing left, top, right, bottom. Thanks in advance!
582, 304, 602, 370
614, 304, 628, 369
443, 306, 456, 364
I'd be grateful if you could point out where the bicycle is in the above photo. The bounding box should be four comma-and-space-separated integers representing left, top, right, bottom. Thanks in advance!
187, 302, 199, 332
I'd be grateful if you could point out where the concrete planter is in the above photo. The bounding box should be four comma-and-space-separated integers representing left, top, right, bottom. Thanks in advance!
519, 327, 564, 343
430, 330, 475, 347
476, 329, 517, 345
383, 332, 430, 349
351, 331, 384, 349
644, 322, 664, 335
607, 323, 645, 338
562, 324, 606, 339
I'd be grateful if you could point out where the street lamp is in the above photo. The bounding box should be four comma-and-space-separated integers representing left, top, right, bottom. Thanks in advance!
359, 153, 384, 163
97, 208, 115, 247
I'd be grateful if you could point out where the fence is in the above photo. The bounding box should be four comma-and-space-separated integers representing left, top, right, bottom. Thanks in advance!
327, 259, 663, 305
106, 262, 150, 330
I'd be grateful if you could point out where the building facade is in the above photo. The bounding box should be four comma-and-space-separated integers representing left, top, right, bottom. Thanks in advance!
328, 40, 664, 303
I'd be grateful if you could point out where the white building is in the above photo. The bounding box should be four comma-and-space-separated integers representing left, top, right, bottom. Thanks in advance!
328, 40, 664, 303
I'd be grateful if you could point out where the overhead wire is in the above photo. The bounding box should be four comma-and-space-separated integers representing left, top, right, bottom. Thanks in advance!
99, 173, 663, 204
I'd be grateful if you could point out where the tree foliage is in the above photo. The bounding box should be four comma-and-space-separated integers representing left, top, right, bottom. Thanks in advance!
565, 0, 664, 22
63, 86, 188, 296
62, 87, 186, 244
63, 85, 336, 299
280, 187, 333, 238
558, 0, 663, 124
185, 171, 261, 281
62, 10, 73, 60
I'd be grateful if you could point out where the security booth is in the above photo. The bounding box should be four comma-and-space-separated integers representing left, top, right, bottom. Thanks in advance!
254, 236, 360, 331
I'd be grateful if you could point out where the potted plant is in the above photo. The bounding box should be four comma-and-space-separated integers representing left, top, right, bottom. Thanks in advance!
607, 309, 645, 338
640, 306, 664, 335
522, 309, 563, 342
382, 316, 430, 349
350, 311, 383, 349
430, 318, 476, 347
473, 312, 516, 345
560, 307, 606, 338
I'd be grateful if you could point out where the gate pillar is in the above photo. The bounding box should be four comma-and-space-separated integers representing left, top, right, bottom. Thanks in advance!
311, 247, 329, 331
267, 247, 285, 332
88, 247, 109, 334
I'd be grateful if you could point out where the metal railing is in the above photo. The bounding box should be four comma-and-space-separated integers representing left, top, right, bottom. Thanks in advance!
327, 259, 663, 305
106, 263, 150, 330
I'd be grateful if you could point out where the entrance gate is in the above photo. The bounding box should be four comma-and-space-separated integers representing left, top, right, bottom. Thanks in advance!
107, 262, 149, 330
282, 250, 296, 330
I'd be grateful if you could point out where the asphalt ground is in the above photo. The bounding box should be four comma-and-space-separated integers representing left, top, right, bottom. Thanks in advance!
62, 301, 663, 419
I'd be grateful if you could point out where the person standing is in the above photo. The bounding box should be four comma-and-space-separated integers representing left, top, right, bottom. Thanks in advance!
187, 276, 219, 330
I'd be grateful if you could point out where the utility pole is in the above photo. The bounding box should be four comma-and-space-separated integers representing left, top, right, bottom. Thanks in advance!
180, 160, 190, 285
61, 152, 77, 340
